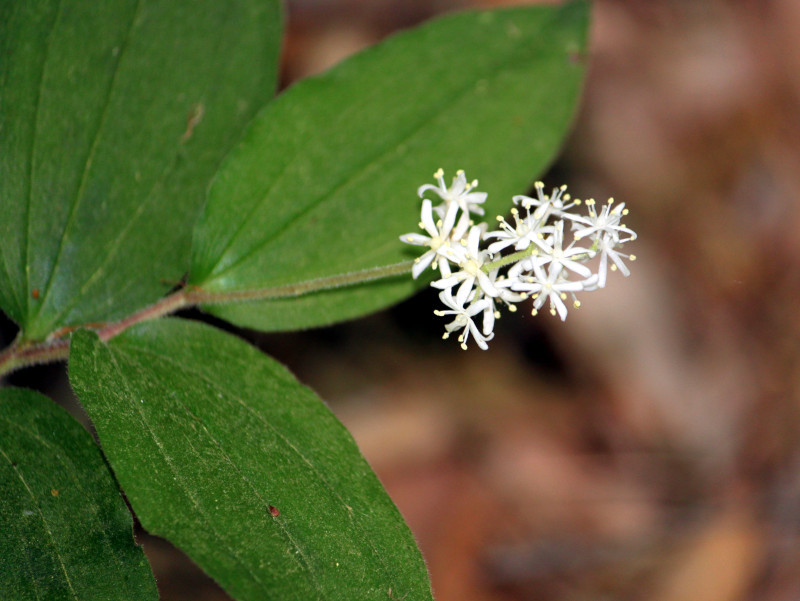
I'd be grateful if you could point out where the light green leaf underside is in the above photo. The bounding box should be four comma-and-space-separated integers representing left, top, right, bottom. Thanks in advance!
0, 0, 282, 341
0, 387, 158, 601
189, 1, 589, 332
68, 319, 434, 601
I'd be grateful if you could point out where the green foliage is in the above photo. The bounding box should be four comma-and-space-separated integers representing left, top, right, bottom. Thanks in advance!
69, 319, 434, 601
1, 1, 590, 599
190, 2, 589, 331
0, 0, 282, 341
0, 387, 158, 601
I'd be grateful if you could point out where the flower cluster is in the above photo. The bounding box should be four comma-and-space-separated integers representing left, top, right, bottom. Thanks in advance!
401, 169, 637, 350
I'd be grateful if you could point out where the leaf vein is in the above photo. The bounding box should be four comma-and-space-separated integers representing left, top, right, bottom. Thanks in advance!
21, 0, 64, 328
199, 26, 551, 288
45, 5, 244, 329
122, 339, 393, 586
33, 0, 145, 331
0, 437, 79, 600
101, 345, 283, 595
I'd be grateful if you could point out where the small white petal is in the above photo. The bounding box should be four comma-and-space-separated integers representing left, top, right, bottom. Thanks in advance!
412, 253, 434, 278
401, 233, 431, 246
420, 199, 438, 236
455, 279, 474, 307
475, 270, 499, 297
432, 275, 461, 290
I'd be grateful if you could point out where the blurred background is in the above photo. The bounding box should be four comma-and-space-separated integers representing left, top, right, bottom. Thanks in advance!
10, 0, 800, 599
269, 1, 800, 600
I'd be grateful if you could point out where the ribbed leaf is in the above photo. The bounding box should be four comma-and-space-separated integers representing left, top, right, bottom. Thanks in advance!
0, 0, 282, 340
69, 319, 433, 601
0, 387, 157, 601
189, 1, 589, 331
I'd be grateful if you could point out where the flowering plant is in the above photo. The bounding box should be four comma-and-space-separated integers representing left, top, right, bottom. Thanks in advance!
0, 2, 593, 600
403, 170, 636, 349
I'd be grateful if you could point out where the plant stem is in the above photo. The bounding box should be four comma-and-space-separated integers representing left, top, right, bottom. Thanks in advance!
183, 261, 414, 304
0, 261, 413, 378
482, 247, 537, 273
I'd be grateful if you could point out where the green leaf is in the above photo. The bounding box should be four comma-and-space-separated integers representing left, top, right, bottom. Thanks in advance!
0, 387, 158, 601
189, 1, 589, 332
69, 319, 434, 601
0, 0, 282, 341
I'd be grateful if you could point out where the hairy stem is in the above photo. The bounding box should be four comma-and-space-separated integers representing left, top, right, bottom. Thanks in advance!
482, 246, 538, 273
183, 261, 413, 304
0, 261, 413, 378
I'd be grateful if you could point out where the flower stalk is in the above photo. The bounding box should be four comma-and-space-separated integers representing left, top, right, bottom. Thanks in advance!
0, 261, 414, 378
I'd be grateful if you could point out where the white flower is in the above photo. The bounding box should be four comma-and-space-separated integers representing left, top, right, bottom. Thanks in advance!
402, 169, 637, 349
572, 198, 637, 244
418, 168, 487, 217
484, 206, 553, 255
591, 233, 637, 288
475, 270, 526, 337
400, 199, 463, 278
507, 254, 536, 282
513, 182, 582, 222
431, 225, 499, 297
511, 263, 585, 321
434, 280, 494, 350
533, 221, 594, 279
